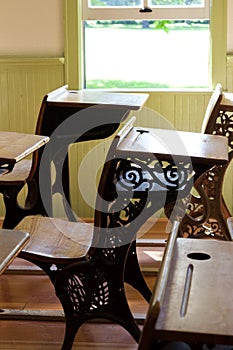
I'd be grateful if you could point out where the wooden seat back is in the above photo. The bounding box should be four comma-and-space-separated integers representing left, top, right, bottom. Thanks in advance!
201, 83, 223, 134
177, 84, 232, 239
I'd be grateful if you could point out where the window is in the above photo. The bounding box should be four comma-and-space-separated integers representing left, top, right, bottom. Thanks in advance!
82, 0, 210, 89
83, 0, 210, 20
64, 1, 226, 91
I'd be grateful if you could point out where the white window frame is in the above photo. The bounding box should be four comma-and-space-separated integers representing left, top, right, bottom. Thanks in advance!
83, 0, 210, 20
64, 0, 227, 91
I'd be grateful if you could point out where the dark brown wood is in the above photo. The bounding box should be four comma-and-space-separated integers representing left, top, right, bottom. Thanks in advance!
0, 132, 47, 276
0, 130, 49, 228
6, 218, 167, 275
139, 225, 233, 348
0, 230, 29, 274
47, 85, 149, 110
0, 132, 49, 168
0, 159, 32, 184
116, 127, 228, 166
17, 216, 93, 264
201, 83, 223, 133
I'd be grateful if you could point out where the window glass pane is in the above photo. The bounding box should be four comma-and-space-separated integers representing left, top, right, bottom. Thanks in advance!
89, 0, 142, 7
84, 0, 210, 21
84, 20, 210, 89
88, 0, 205, 8
150, 0, 204, 6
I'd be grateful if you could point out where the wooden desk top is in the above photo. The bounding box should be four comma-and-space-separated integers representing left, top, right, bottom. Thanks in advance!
47, 86, 149, 110
0, 131, 49, 168
154, 237, 233, 345
0, 230, 29, 274
116, 127, 228, 166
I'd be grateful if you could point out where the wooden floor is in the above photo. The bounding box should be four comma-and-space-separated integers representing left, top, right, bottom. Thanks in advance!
0, 219, 168, 349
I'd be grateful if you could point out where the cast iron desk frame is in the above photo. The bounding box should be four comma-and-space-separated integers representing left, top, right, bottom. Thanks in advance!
98, 125, 228, 304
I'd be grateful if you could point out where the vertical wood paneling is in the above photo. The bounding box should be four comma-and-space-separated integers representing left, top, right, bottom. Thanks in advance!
0, 57, 233, 219
0, 58, 65, 217
136, 90, 211, 132
0, 58, 64, 134
227, 56, 233, 92
69, 139, 109, 219
0, 70, 9, 130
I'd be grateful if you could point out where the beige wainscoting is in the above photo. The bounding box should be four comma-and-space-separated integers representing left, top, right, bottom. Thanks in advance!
227, 55, 233, 92
71, 88, 233, 220
0, 58, 65, 133
0, 57, 233, 221
0, 57, 65, 217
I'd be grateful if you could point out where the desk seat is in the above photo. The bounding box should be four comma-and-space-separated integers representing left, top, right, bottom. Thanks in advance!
0, 159, 32, 183
18, 216, 92, 263
0, 229, 30, 274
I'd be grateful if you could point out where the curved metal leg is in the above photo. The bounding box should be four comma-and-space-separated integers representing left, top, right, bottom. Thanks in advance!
124, 241, 152, 303
2, 185, 25, 229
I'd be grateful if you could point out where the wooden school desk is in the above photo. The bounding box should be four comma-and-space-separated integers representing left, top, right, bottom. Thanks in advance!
0, 131, 49, 274
139, 220, 233, 349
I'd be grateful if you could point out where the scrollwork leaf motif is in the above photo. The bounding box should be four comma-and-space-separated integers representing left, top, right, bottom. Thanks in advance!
163, 163, 189, 189
116, 165, 145, 190
214, 111, 233, 150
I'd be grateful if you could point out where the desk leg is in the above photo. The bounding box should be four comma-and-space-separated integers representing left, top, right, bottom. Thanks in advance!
178, 163, 230, 240
101, 157, 194, 302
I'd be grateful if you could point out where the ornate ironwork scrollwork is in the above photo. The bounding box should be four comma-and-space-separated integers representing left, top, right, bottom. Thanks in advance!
213, 110, 233, 151
178, 108, 233, 241
116, 157, 192, 193
56, 264, 110, 317
101, 156, 194, 246
179, 163, 229, 240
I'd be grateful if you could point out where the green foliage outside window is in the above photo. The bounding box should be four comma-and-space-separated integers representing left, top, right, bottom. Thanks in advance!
90, 1, 141, 5
150, 0, 202, 4
90, 0, 203, 5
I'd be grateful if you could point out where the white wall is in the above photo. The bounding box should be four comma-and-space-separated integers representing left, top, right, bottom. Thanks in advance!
0, 0, 63, 56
